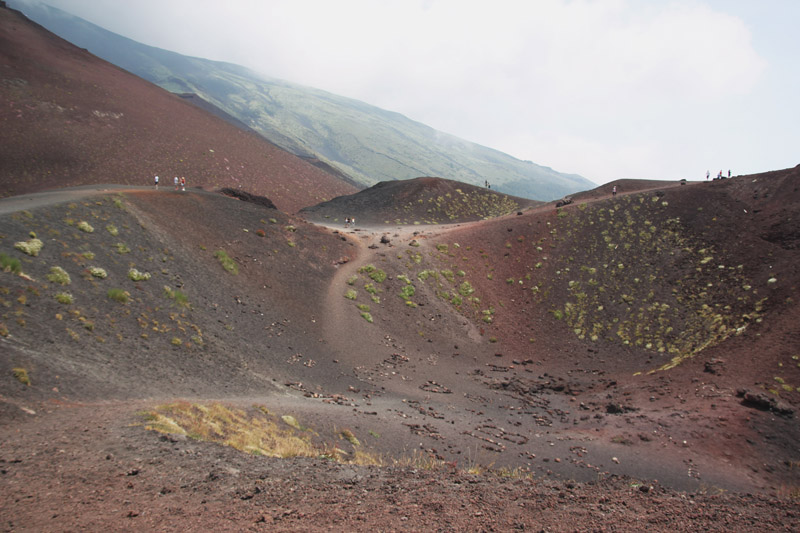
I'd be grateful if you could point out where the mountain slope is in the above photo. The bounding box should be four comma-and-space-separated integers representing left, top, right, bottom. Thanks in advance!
0, 4, 357, 212
9, 0, 595, 201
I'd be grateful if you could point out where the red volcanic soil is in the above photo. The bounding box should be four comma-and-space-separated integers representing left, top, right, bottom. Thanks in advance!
0, 5, 357, 213
1, 168, 799, 530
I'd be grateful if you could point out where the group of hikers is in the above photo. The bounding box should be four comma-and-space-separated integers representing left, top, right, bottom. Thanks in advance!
707, 170, 731, 180
153, 175, 186, 191
344, 216, 356, 228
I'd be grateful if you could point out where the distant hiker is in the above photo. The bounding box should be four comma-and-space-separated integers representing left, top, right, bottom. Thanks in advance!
180, 176, 186, 191
154, 175, 159, 189
706, 170, 710, 181
345, 217, 350, 228
728, 169, 731, 178
351, 217, 355, 226
174, 176, 179, 190
612, 185, 617, 197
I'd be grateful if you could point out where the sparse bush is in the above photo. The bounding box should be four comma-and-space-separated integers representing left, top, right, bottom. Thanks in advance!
12, 368, 30, 386
106, 224, 119, 236
55, 292, 74, 304
77, 221, 94, 233
399, 284, 415, 301
0, 253, 22, 273
14, 238, 43, 256
171, 337, 182, 346
340, 429, 361, 446
346, 275, 358, 285
128, 268, 151, 281
163, 286, 190, 308
345, 289, 358, 300
369, 269, 386, 283
360, 311, 374, 323
47, 266, 71, 285
89, 267, 107, 279
114, 242, 130, 254
255, 229, 266, 237
107, 288, 130, 303
458, 281, 475, 297
214, 250, 238, 274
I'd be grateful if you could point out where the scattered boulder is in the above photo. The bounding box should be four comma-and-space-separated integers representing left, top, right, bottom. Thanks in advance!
704, 358, 725, 375
737, 389, 794, 417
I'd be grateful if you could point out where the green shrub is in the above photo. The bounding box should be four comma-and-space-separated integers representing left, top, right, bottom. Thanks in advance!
12, 368, 30, 386
346, 275, 358, 285
128, 268, 151, 281
47, 266, 71, 285
369, 269, 387, 283
0, 253, 22, 273
214, 250, 238, 274
163, 286, 190, 308
89, 267, 107, 279
77, 221, 94, 233
107, 288, 130, 303
55, 292, 74, 304
106, 224, 119, 236
399, 284, 415, 301
360, 312, 373, 323
458, 281, 475, 297
115, 243, 130, 254
14, 238, 43, 256
345, 289, 357, 300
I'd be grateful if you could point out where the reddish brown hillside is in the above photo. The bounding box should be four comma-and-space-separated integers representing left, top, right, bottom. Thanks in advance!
0, 5, 357, 212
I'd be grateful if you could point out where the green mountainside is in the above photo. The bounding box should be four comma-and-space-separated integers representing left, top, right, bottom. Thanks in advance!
11, 1, 595, 201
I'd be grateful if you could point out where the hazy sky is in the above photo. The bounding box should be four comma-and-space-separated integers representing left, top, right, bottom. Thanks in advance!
21, 0, 800, 184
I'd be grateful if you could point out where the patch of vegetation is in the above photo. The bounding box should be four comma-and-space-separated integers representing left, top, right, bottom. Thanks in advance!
55, 292, 74, 304
360, 312, 374, 323
114, 242, 130, 254
340, 429, 361, 446
77, 221, 94, 233
47, 266, 71, 285
214, 250, 238, 274
128, 268, 151, 281
163, 286, 190, 308
0, 253, 22, 274
107, 288, 130, 303
14, 238, 43, 257
12, 367, 30, 386
399, 284, 416, 301
88, 267, 107, 279
106, 224, 119, 236
345, 289, 358, 300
